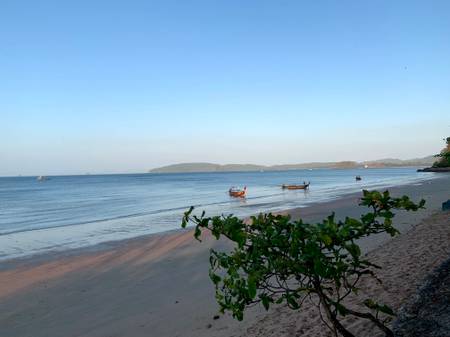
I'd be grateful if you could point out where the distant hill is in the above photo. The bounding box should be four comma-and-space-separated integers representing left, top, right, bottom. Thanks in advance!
149, 156, 434, 174
362, 156, 435, 167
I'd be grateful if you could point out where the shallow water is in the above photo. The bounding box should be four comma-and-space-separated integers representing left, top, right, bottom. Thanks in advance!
0, 168, 436, 260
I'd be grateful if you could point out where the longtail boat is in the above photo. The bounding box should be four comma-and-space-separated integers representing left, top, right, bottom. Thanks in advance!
229, 186, 247, 197
282, 182, 310, 190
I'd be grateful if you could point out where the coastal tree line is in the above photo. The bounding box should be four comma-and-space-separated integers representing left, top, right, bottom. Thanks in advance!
433, 137, 450, 168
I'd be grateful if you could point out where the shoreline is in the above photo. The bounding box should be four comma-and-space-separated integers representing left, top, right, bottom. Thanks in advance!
0, 173, 442, 266
1, 175, 449, 337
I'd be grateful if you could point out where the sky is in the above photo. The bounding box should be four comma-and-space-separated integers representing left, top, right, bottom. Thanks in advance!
1, 0, 449, 176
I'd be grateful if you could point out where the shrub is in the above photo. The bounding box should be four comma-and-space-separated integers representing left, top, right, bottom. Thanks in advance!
182, 190, 425, 337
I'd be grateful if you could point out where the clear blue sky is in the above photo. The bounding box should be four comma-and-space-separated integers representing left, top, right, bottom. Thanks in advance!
1, 0, 449, 176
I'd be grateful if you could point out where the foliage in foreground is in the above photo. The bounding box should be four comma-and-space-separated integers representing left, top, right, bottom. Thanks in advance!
433, 136, 450, 168
182, 190, 425, 337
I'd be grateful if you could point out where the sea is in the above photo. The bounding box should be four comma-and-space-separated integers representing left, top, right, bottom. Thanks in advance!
0, 168, 436, 261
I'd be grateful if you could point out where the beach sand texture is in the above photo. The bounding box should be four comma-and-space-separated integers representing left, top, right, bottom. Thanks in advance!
0, 175, 449, 337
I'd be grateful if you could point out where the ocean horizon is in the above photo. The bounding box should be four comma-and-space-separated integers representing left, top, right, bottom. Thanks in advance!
0, 168, 437, 261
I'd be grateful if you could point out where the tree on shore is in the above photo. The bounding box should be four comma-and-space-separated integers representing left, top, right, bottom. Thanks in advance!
182, 190, 425, 337
432, 137, 450, 168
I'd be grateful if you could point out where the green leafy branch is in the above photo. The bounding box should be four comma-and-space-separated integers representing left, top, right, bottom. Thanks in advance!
181, 190, 425, 337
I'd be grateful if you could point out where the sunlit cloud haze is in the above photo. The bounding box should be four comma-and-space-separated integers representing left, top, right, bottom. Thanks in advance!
1, 0, 449, 176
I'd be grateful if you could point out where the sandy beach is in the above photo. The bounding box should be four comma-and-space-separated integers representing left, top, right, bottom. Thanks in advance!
1, 175, 449, 337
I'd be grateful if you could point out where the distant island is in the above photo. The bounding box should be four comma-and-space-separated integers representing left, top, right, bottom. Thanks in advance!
149, 156, 435, 174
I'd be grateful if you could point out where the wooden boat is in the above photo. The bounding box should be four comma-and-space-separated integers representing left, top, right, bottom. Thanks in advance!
282, 182, 310, 190
229, 186, 247, 197
355, 175, 362, 181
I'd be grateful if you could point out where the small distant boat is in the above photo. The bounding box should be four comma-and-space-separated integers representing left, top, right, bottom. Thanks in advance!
37, 176, 47, 182
282, 182, 310, 190
364, 165, 369, 169
229, 186, 247, 198
355, 175, 362, 181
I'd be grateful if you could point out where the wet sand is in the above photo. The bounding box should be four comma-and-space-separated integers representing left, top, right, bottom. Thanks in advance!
1, 175, 449, 337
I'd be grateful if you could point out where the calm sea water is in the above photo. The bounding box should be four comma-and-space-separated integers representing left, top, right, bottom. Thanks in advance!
0, 168, 436, 261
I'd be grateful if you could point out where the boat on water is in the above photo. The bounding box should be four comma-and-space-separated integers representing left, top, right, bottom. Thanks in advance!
355, 175, 362, 181
282, 182, 310, 190
37, 176, 47, 182
229, 186, 247, 197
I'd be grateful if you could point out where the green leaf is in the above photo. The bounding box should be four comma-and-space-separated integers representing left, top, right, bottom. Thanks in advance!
363, 299, 395, 316
247, 275, 257, 299
260, 294, 271, 310
334, 302, 349, 316
209, 272, 221, 285
194, 226, 202, 241
322, 234, 332, 246
346, 243, 361, 258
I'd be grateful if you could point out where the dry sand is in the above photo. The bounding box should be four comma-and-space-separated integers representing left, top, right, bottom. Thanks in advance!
0, 175, 449, 337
